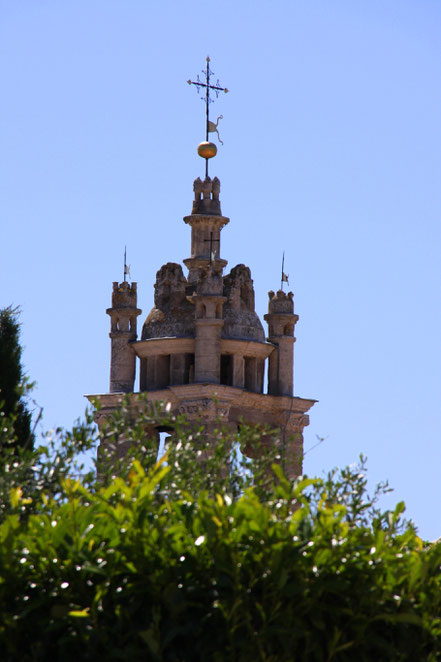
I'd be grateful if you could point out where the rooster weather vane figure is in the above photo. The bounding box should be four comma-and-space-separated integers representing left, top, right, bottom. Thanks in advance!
188, 57, 228, 177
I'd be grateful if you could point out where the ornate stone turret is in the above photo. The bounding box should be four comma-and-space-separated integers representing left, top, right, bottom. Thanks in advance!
264, 290, 298, 396
107, 281, 142, 393
88, 171, 316, 479
183, 176, 229, 285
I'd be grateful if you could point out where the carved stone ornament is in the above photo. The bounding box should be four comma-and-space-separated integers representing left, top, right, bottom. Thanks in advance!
154, 263, 187, 311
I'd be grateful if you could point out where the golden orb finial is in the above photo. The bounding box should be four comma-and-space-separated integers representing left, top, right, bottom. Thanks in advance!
197, 141, 217, 159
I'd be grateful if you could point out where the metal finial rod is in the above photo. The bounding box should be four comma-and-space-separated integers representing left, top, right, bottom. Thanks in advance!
205, 57, 210, 143
123, 246, 131, 283
281, 252, 289, 290
188, 56, 228, 178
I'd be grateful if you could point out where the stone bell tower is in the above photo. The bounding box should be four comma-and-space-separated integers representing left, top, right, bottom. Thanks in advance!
87, 58, 315, 478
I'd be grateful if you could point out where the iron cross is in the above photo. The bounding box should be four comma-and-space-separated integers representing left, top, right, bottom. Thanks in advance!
188, 57, 228, 175
204, 232, 220, 264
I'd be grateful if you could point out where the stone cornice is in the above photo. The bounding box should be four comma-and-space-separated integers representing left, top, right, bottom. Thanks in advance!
133, 337, 195, 357
183, 215, 230, 228
86, 384, 316, 416
132, 337, 276, 360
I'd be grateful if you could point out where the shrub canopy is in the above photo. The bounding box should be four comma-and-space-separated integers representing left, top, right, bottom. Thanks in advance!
0, 398, 440, 661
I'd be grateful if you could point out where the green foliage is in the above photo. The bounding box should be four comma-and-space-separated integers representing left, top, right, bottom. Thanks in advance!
0, 398, 440, 661
0, 307, 34, 452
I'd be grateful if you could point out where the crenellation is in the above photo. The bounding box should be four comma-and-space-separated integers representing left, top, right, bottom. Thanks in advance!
192, 176, 222, 215
268, 289, 294, 314
111, 281, 138, 308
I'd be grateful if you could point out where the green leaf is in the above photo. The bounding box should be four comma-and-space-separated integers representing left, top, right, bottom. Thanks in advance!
69, 609, 90, 618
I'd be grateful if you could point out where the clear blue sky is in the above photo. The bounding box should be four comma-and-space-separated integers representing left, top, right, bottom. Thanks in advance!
1, 1, 440, 539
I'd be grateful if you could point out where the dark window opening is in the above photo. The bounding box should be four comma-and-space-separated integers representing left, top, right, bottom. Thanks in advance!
220, 354, 233, 386
156, 354, 170, 388
184, 353, 195, 384
244, 356, 256, 392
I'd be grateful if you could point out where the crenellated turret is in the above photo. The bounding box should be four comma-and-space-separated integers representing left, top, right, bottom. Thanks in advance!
264, 290, 298, 396
192, 176, 221, 215
107, 281, 142, 393
183, 176, 229, 285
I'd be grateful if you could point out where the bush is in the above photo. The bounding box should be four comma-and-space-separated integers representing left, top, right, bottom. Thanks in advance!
0, 397, 440, 661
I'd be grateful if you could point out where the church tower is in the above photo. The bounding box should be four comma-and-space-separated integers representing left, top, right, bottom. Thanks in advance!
88, 58, 315, 478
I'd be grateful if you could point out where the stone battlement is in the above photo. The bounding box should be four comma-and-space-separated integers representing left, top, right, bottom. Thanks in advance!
192, 176, 222, 215
267, 289, 294, 314
111, 281, 138, 308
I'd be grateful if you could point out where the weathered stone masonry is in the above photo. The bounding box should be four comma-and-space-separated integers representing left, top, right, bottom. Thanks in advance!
87, 175, 315, 478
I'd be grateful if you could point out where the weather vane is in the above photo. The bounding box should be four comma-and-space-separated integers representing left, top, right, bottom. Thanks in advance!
188, 57, 228, 177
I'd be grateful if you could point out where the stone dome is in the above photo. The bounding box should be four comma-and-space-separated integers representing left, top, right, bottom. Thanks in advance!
141, 262, 264, 343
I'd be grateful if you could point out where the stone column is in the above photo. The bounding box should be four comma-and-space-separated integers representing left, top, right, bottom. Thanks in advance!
193, 298, 225, 383
232, 354, 245, 387
189, 259, 227, 385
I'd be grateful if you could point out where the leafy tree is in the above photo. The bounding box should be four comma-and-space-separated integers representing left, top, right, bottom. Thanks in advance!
0, 307, 34, 452
0, 397, 440, 661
